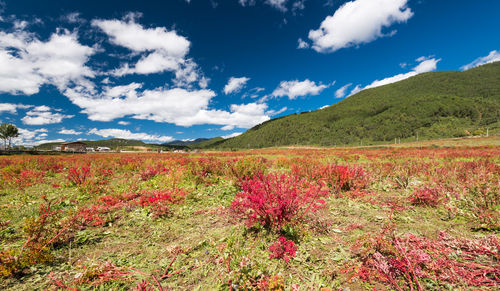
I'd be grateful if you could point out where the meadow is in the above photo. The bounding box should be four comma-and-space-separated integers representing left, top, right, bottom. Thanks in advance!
0, 146, 498, 290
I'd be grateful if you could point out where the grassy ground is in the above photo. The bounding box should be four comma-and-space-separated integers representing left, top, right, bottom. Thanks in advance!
0, 144, 498, 290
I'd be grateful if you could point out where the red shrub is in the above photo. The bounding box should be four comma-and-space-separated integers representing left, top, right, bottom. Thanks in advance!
351, 230, 500, 289
140, 166, 160, 181
226, 156, 269, 183
293, 163, 371, 193
231, 173, 328, 231
323, 164, 370, 192
137, 189, 185, 206
1, 197, 77, 277
67, 166, 91, 186
15, 169, 45, 189
409, 187, 443, 207
268, 237, 297, 263
189, 157, 225, 185
78, 205, 110, 227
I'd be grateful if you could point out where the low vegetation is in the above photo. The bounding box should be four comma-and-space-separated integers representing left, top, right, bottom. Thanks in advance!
0, 145, 498, 289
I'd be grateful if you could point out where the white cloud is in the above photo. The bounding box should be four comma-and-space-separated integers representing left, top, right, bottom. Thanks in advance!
31, 139, 66, 146
292, 0, 305, 11
35, 133, 48, 139
33, 105, 51, 112
221, 125, 235, 131
461, 50, 500, 70
348, 57, 440, 96
92, 16, 189, 57
21, 106, 74, 125
118, 121, 130, 125
63, 83, 271, 129
222, 132, 243, 139
363, 57, 439, 90
0, 14, 273, 132
272, 79, 330, 99
111, 52, 180, 76
308, 0, 413, 53
0, 104, 18, 114
12, 128, 63, 146
238, 0, 299, 12
14, 128, 44, 143
266, 106, 287, 116
61, 12, 85, 24
59, 129, 82, 135
266, 0, 288, 11
297, 38, 309, 49
223, 76, 250, 94
0, 29, 95, 95
65, 84, 214, 123
88, 128, 174, 143
92, 15, 204, 86
335, 83, 352, 98
239, 0, 256, 6
172, 59, 203, 88
198, 76, 210, 89
349, 85, 362, 96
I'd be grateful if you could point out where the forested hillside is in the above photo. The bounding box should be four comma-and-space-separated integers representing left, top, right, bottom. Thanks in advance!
209, 62, 500, 148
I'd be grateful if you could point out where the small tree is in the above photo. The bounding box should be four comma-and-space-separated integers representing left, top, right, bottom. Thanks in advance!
0, 123, 19, 149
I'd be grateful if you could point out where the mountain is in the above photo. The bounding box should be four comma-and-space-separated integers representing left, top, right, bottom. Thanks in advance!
35, 138, 148, 150
190, 137, 225, 149
163, 138, 210, 146
209, 62, 500, 149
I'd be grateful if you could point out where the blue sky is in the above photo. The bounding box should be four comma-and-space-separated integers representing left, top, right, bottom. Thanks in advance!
0, 0, 499, 145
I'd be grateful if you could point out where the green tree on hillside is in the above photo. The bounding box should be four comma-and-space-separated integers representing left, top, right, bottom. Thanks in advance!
0, 123, 19, 149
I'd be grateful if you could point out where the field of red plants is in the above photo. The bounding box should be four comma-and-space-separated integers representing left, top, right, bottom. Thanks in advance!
0, 146, 499, 290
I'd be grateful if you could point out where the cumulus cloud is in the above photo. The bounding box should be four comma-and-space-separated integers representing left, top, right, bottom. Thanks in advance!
59, 129, 82, 135
0, 103, 32, 114
12, 128, 63, 146
272, 79, 330, 99
0, 28, 95, 95
238, 0, 305, 12
292, 0, 305, 12
222, 132, 243, 139
0, 13, 272, 133
297, 38, 309, 49
363, 57, 439, 90
349, 85, 362, 96
266, 106, 287, 116
266, 0, 288, 11
239, 0, 256, 6
348, 57, 440, 96
63, 83, 271, 129
92, 15, 204, 86
92, 15, 189, 57
61, 12, 85, 24
308, 0, 413, 53
21, 106, 74, 125
461, 50, 500, 70
335, 83, 352, 98
88, 128, 174, 143
224, 77, 250, 94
